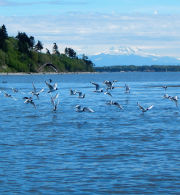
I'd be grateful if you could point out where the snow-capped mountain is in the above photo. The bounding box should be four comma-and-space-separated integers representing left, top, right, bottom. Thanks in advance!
88, 46, 180, 67
93, 46, 149, 57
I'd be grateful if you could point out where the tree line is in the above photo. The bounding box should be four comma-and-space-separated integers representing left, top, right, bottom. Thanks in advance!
0, 24, 95, 73
95, 65, 180, 72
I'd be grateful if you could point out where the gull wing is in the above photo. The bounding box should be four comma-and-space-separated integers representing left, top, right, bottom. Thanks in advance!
38, 88, 44, 93
50, 93, 55, 106
30, 101, 36, 109
45, 81, 54, 90
104, 92, 113, 97
3, 90, 8, 95
83, 107, 94, 112
11, 96, 17, 100
171, 98, 178, 107
55, 99, 59, 107
76, 91, 82, 96
76, 105, 81, 109
174, 100, 179, 107
163, 94, 169, 99
53, 93, 59, 100
53, 83, 57, 89
24, 99, 29, 103
32, 83, 36, 93
137, 102, 145, 111
69, 87, 76, 95
147, 105, 154, 110
69, 87, 73, 94
11, 87, 16, 92
22, 97, 29, 100
19, 90, 25, 94
113, 102, 123, 109
172, 96, 178, 100
125, 84, 130, 91
91, 82, 100, 90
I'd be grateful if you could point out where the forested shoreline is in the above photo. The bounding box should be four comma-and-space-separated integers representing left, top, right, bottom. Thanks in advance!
95, 65, 180, 72
0, 24, 95, 73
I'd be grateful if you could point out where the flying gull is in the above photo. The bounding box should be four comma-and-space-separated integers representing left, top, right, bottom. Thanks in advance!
3, 90, 17, 100
11, 88, 25, 94
23, 97, 36, 108
50, 93, 59, 111
69, 87, 77, 95
30, 83, 44, 99
75, 105, 94, 112
90, 82, 103, 93
45, 80, 58, 93
76, 91, 85, 98
137, 102, 153, 113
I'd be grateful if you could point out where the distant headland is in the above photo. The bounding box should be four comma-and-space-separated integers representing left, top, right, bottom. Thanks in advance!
0, 24, 95, 73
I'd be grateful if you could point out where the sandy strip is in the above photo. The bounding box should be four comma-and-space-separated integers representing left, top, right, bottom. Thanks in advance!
0, 72, 97, 75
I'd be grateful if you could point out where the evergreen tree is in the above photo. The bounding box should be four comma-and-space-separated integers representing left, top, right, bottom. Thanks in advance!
29, 36, 35, 50
53, 43, 60, 55
16, 32, 31, 53
65, 47, 76, 59
64, 47, 68, 55
82, 54, 88, 60
46, 48, 51, 55
34, 40, 43, 52
0, 24, 8, 52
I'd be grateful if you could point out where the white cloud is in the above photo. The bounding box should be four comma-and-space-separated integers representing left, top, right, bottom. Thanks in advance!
153, 11, 158, 15
1, 12, 180, 58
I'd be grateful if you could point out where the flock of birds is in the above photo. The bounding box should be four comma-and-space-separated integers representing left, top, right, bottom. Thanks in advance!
0, 79, 179, 113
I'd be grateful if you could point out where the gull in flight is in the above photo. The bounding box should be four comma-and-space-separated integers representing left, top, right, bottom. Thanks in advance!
11, 88, 25, 94
103, 80, 120, 91
163, 94, 170, 99
90, 82, 103, 93
3, 90, 17, 100
50, 93, 59, 111
162, 86, 167, 91
69, 87, 77, 95
29, 83, 44, 99
75, 105, 94, 112
51, 93, 59, 103
137, 102, 153, 113
163, 94, 179, 107
124, 84, 130, 93
108, 100, 123, 109
23, 97, 36, 108
169, 96, 179, 107
76, 91, 85, 98
45, 80, 58, 93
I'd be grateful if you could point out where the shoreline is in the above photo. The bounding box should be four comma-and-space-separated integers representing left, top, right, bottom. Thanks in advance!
0, 72, 98, 75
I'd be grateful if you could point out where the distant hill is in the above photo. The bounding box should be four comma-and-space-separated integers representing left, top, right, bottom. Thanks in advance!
88, 46, 180, 66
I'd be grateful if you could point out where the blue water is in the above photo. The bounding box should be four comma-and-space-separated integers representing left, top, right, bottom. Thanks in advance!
0, 72, 180, 194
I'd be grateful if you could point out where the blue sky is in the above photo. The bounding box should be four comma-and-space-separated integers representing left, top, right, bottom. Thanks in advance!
1, 0, 180, 58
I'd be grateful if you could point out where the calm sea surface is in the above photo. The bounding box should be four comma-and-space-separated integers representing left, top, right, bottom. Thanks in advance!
0, 72, 180, 194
